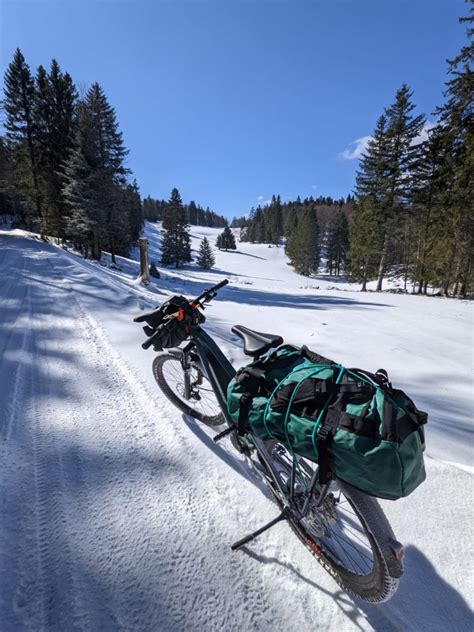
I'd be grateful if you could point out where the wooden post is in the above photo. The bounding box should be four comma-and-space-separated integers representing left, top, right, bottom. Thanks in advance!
139, 238, 150, 285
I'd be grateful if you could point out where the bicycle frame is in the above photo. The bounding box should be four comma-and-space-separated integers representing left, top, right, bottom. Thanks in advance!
181, 324, 326, 519
189, 326, 237, 425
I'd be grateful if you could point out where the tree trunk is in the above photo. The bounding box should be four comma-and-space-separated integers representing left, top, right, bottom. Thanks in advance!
460, 258, 471, 299
376, 234, 389, 292
93, 233, 101, 260
443, 246, 456, 297
139, 238, 150, 283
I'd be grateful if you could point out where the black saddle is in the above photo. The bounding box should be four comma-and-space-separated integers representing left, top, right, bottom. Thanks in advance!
232, 325, 283, 357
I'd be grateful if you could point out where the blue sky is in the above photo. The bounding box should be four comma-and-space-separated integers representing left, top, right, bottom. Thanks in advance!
0, 1, 468, 218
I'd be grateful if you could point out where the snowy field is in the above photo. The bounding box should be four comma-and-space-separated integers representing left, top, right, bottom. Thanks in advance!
0, 223, 472, 631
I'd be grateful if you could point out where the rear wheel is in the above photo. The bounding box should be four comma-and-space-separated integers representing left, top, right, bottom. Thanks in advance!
153, 353, 224, 426
259, 442, 402, 603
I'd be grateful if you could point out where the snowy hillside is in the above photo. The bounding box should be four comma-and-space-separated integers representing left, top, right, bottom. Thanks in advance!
0, 225, 472, 631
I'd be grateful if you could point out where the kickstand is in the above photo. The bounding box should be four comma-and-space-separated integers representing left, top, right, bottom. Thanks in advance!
231, 508, 289, 551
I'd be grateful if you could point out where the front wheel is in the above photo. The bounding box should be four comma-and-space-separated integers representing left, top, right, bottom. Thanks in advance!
152, 353, 224, 426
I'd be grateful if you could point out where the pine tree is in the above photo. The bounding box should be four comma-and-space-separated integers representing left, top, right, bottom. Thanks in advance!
267, 194, 283, 244
34, 59, 77, 239
376, 85, 425, 290
160, 188, 192, 267
196, 236, 215, 269
62, 128, 97, 257
326, 208, 349, 276
353, 115, 391, 288
284, 205, 299, 262
409, 126, 447, 293
288, 208, 320, 276
347, 197, 384, 290
124, 180, 143, 243
216, 225, 236, 250
353, 87, 425, 291
3, 48, 42, 228
188, 200, 198, 224
0, 136, 21, 219
62, 84, 130, 260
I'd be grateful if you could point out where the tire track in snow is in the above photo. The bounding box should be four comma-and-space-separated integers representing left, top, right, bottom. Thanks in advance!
41, 254, 188, 630
44, 251, 285, 631
10, 277, 87, 631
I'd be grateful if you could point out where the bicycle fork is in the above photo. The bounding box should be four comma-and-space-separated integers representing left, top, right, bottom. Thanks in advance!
170, 343, 204, 401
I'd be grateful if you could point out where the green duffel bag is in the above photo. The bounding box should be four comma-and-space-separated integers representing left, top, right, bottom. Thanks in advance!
227, 344, 427, 500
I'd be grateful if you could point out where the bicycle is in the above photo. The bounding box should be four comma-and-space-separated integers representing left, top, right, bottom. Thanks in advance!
135, 279, 404, 603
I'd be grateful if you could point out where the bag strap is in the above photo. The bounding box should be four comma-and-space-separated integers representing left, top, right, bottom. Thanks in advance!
314, 366, 347, 485
382, 392, 428, 442
235, 367, 266, 435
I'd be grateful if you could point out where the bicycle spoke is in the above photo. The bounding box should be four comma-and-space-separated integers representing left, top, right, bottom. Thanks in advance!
160, 357, 222, 418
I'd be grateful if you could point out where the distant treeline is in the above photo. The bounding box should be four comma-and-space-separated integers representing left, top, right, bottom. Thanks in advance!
143, 195, 227, 228
232, 195, 354, 277
231, 195, 350, 230
231, 9, 472, 297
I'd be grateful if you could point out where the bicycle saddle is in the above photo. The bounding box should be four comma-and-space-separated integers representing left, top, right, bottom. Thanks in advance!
231, 325, 283, 357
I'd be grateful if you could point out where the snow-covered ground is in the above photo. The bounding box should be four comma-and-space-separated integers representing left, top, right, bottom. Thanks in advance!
0, 224, 472, 631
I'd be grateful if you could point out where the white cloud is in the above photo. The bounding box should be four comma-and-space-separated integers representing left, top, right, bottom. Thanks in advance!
412, 120, 437, 145
340, 135, 372, 160
340, 121, 437, 161
257, 195, 264, 201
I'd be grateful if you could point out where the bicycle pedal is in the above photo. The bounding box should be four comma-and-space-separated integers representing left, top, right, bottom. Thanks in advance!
230, 432, 251, 456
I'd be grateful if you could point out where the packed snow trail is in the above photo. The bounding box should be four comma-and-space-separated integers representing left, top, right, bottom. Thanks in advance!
0, 233, 472, 632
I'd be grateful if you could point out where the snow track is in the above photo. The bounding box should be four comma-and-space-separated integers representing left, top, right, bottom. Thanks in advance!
0, 233, 472, 631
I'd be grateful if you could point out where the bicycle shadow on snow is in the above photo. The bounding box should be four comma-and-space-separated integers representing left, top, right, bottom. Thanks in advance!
244, 545, 472, 632
180, 414, 275, 503
360, 545, 472, 631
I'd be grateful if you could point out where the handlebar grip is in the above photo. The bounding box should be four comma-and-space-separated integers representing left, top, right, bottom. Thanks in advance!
142, 328, 162, 350
213, 279, 229, 291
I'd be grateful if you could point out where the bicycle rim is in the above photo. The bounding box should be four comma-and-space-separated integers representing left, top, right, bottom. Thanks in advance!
153, 354, 223, 425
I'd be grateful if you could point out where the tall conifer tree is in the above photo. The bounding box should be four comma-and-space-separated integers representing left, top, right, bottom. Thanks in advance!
326, 208, 349, 276
3, 48, 42, 228
62, 83, 130, 260
34, 59, 77, 239
161, 188, 192, 267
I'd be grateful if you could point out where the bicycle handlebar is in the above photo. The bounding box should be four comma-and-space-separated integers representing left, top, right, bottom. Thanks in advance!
141, 323, 166, 350
135, 279, 230, 350
194, 278, 229, 306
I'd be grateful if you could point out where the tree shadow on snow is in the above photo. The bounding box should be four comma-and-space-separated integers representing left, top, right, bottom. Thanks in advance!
143, 271, 392, 313
222, 249, 267, 261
